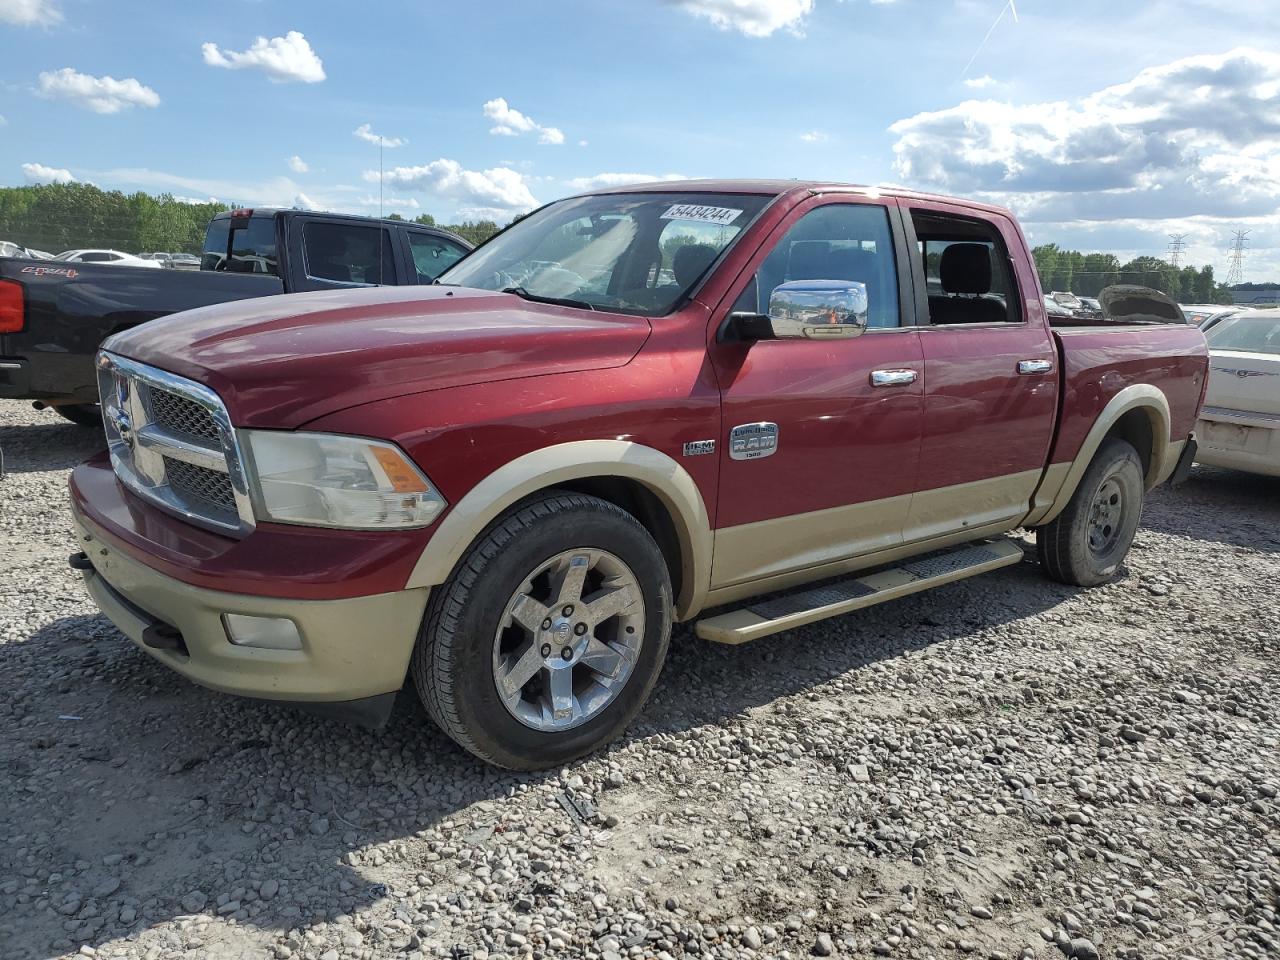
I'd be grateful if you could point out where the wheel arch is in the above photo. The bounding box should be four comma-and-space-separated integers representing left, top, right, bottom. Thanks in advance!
1031, 384, 1173, 526
405, 440, 713, 620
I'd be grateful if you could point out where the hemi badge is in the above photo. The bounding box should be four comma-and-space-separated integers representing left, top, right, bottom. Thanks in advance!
683, 439, 716, 457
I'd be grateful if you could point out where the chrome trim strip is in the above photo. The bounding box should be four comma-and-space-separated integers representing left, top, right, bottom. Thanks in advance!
96, 351, 256, 536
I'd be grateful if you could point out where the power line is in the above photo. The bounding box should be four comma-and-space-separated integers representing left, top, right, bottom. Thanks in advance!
1225, 230, 1249, 286
1166, 234, 1187, 268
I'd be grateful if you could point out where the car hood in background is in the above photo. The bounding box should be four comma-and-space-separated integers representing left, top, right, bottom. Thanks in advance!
103, 285, 652, 428
1100, 285, 1187, 324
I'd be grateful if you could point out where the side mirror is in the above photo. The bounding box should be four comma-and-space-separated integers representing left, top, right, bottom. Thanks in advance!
729, 280, 869, 341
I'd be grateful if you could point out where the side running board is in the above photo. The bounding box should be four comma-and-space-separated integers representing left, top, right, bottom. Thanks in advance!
695, 538, 1024, 645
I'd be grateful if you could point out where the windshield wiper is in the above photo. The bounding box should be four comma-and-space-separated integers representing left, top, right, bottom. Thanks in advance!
502, 286, 595, 311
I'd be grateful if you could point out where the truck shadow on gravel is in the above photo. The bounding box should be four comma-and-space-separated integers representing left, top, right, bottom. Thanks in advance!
0, 418, 105, 474
1141, 465, 1280, 554
3, 558, 1073, 957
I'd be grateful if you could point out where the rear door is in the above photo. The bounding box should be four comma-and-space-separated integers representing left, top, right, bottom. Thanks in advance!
900, 202, 1058, 541
706, 195, 925, 589
284, 216, 400, 291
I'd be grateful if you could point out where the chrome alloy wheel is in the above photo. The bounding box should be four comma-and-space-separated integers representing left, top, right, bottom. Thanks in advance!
492, 549, 644, 732
1088, 476, 1124, 556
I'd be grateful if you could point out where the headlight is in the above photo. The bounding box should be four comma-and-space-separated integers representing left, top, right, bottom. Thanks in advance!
242, 431, 446, 529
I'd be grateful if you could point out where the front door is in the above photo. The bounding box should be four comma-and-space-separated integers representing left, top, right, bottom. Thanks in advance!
706, 196, 925, 589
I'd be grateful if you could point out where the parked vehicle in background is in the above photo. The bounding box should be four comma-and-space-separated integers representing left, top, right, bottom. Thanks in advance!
69, 179, 1208, 769
1044, 296, 1073, 320
0, 209, 472, 424
1, 241, 53, 259
1194, 310, 1280, 477
52, 249, 164, 269
1181, 303, 1240, 331
137, 252, 173, 264
1076, 296, 1104, 320
167, 253, 199, 270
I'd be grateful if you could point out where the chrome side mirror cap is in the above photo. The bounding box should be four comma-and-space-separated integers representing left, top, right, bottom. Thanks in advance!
729, 280, 870, 341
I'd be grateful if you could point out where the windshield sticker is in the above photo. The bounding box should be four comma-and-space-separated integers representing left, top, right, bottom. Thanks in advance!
660, 204, 743, 226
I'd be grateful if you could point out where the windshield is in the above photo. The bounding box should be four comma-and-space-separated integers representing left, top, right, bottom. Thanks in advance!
1206, 314, 1280, 355
438, 192, 771, 316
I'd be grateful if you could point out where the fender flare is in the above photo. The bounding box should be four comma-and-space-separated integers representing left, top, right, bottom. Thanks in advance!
1029, 384, 1173, 526
404, 440, 713, 620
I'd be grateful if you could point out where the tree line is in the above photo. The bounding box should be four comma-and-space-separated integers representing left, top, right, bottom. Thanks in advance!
1032, 243, 1233, 304
0, 182, 505, 255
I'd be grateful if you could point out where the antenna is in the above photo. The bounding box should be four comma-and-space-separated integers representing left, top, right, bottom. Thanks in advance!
1166, 234, 1187, 268
1225, 230, 1249, 286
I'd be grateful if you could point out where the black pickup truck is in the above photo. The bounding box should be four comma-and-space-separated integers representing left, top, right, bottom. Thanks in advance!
0, 209, 471, 424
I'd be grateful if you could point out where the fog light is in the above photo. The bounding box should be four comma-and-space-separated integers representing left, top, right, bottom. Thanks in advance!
222, 614, 303, 650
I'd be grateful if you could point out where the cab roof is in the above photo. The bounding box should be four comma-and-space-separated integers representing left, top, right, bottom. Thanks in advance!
578, 178, 1016, 218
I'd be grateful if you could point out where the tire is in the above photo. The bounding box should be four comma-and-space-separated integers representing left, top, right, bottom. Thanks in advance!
54, 403, 102, 428
411, 491, 673, 770
1036, 437, 1145, 587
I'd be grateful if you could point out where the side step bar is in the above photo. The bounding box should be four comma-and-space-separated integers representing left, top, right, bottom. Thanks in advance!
695, 538, 1024, 645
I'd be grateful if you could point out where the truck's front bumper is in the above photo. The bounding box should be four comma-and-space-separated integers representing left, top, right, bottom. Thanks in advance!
71, 504, 430, 727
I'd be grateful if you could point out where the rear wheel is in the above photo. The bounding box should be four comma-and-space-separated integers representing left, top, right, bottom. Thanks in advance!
411, 492, 672, 770
1037, 437, 1145, 586
54, 403, 102, 428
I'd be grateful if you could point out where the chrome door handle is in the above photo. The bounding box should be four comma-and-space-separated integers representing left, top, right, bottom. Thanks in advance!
1017, 359, 1054, 375
870, 369, 918, 387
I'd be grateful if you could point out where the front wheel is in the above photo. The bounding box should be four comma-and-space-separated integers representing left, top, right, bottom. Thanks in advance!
411, 492, 672, 770
1036, 437, 1145, 586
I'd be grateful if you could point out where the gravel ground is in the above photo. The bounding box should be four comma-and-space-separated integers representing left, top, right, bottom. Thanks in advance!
1, 398, 1278, 960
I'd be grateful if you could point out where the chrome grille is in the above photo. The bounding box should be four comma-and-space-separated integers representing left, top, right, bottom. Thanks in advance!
149, 390, 221, 445
96, 351, 255, 537
163, 457, 236, 510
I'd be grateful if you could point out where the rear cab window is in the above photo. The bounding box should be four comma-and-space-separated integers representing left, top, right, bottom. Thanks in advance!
910, 210, 1022, 325
302, 221, 397, 285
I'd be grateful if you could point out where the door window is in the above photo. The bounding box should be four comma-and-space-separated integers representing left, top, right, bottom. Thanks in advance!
303, 221, 396, 285
408, 233, 468, 283
912, 211, 1021, 325
733, 203, 900, 329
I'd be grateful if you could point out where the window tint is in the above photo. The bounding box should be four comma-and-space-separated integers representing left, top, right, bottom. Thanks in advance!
226, 218, 280, 276
80, 252, 115, 262
409, 233, 467, 283
734, 203, 900, 329
303, 221, 395, 285
912, 211, 1021, 325
201, 218, 231, 271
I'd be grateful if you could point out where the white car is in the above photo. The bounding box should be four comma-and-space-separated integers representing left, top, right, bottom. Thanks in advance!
52, 249, 163, 269
1195, 310, 1280, 477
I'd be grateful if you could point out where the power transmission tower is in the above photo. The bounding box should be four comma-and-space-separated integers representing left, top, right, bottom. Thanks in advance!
1166, 234, 1187, 268
1225, 230, 1249, 286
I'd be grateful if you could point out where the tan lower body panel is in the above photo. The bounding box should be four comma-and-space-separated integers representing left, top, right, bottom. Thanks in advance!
74, 517, 429, 703
696, 538, 1024, 644
901, 468, 1043, 543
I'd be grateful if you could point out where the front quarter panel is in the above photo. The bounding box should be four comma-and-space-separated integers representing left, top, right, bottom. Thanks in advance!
302, 307, 722, 618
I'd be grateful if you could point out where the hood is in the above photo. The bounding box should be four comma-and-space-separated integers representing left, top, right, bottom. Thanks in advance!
104, 285, 651, 427
1099, 285, 1186, 324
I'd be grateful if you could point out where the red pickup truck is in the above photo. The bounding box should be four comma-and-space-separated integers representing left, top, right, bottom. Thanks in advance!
69, 180, 1208, 769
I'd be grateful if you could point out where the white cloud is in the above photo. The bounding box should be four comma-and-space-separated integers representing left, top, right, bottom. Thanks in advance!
36, 67, 160, 114
564, 172, 689, 191
889, 47, 1280, 225
0, 115, 6, 126
22, 162, 75, 184
799, 130, 829, 142
482, 98, 565, 145
353, 123, 407, 148
201, 31, 325, 84
963, 74, 996, 89
286, 155, 309, 174
293, 192, 322, 211
359, 196, 420, 211
368, 159, 538, 214
0, 0, 61, 26
669, 0, 813, 37
172, 195, 220, 205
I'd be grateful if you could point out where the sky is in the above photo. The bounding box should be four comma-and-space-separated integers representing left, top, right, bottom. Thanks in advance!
1, 0, 1278, 281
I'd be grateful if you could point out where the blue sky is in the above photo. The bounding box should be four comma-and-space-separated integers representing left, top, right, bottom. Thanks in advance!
2, 0, 1278, 279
